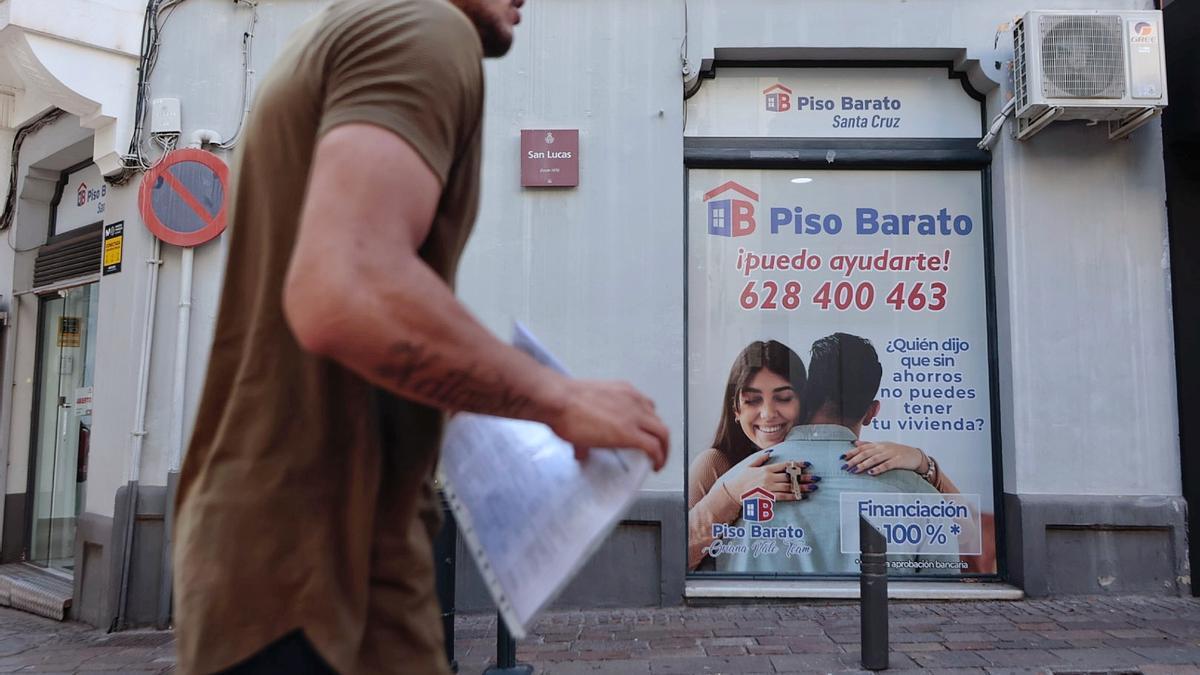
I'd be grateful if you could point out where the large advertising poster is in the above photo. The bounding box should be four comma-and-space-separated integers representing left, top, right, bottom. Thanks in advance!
687, 169, 996, 577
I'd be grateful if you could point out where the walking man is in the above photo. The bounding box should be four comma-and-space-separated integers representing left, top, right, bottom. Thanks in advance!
172, 1, 670, 673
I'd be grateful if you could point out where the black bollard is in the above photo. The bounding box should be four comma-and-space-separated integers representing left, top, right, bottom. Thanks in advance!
483, 614, 533, 675
434, 492, 459, 673
859, 515, 888, 671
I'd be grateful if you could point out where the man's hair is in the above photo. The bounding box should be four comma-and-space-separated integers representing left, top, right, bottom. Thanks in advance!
801, 333, 882, 426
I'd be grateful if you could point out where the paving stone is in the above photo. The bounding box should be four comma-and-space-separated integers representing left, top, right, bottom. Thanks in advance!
894, 642, 948, 652
1137, 665, 1200, 675
697, 637, 754, 647
912, 650, 991, 667
1129, 645, 1200, 664
974, 649, 1059, 667
1045, 647, 1148, 668
1105, 628, 1168, 639
946, 632, 1003, 643
745, 644, 788, 655
647, 654, 774, 673
540, 660, 651, 674
704, 645, 748, 657
1035, 630, 1109, 641
646, 637, 698, 650
755, 635, 841, 652
768, 653, 852, 672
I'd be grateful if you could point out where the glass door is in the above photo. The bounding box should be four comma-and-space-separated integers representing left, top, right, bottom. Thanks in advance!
29, 283, 97, 572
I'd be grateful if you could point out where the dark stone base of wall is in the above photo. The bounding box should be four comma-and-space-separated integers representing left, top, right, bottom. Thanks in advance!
454, 491, 686, 612
1005, 493, 1191, 597
2, 493, 26, 564
73, 483, 168, 630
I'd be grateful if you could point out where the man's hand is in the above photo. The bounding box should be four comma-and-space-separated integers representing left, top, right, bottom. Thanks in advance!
549, 380, 669, 471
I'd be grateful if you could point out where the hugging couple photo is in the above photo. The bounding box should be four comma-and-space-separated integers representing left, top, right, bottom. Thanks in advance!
687, 333, 994, 575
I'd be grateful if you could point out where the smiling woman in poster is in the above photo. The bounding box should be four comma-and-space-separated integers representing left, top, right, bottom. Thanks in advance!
687, 341, 812, 571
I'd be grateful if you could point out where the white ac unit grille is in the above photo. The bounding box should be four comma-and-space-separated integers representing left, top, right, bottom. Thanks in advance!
1039, 14, 1125, 99
1014, 18, 1029, 111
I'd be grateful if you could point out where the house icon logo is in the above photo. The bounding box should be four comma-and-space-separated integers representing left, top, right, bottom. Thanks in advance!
704, 181, 758, 237
763, 83, 792, 112
741, 487, 775, 523
77, 182, 88, 207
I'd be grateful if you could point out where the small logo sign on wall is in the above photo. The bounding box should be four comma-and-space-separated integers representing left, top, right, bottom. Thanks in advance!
520, 129, 579, 187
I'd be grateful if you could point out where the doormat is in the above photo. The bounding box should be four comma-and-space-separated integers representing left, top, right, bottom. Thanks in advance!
0, 563, 71, 620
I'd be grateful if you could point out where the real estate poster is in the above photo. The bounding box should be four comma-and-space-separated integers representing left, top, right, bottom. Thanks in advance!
687, 169, 996, 577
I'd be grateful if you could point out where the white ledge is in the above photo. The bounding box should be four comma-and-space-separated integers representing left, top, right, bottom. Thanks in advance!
685, 579, 1025, 601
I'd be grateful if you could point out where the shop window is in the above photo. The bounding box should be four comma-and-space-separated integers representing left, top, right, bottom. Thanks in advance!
683, 65, 1000, 582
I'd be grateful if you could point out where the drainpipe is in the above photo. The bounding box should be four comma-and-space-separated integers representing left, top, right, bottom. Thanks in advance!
0, 299, 15, 547
114, 237, 162, 631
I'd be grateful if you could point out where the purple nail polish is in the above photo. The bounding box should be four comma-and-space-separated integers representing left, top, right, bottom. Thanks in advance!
840, 464, 849, 471
811, 475, 822, 482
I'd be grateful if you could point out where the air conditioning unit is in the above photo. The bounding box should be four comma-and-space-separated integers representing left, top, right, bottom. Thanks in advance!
1012, 10, 1167, 141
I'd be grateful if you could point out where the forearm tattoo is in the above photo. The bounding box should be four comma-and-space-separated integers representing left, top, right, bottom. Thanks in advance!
375, 340, 534, 417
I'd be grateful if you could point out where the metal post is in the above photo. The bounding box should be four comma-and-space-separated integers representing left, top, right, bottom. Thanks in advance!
860, 515, 888, 671
434, 492, 459, 673
483, 614, 532, 675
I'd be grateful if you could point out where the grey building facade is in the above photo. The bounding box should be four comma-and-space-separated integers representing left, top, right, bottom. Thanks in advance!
0, 0, 1189, 630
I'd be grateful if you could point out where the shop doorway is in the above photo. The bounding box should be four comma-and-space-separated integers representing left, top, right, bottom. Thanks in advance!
27, 283, 97, 573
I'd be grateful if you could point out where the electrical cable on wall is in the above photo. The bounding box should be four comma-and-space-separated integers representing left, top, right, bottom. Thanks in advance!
0, 108, 67, 235
977, 98, 1016, 151
111, 0, 189, 185
219, 0, 259, 150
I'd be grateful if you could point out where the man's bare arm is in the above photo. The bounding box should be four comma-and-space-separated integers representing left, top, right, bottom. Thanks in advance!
283, 124, 667, 469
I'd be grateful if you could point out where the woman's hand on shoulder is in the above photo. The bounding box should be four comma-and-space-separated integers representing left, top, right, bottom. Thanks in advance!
842, 441, 927, 476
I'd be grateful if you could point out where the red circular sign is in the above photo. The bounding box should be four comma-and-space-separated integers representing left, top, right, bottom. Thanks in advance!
138, 149, 229, 247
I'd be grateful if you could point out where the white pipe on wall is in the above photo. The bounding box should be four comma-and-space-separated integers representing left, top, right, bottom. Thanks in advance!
130, 239, 161, 486
188, 129, 223, 149
167, 246, 192, 472
115, 236, 161, 630
0, 297, 18, 532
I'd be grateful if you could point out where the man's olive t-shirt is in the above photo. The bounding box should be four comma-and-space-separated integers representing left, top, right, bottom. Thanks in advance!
173, 2, 482, 673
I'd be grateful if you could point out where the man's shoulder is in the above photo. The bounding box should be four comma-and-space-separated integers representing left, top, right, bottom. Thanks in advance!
325, 0, 478, 48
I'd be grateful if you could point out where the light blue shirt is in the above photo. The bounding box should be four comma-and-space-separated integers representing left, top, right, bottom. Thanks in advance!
710, 424, 961, 576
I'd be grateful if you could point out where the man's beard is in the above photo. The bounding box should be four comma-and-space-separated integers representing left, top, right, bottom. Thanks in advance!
456, 1, 514, 57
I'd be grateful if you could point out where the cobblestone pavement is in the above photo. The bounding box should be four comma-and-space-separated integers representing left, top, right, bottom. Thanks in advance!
0, 596, 1197, 673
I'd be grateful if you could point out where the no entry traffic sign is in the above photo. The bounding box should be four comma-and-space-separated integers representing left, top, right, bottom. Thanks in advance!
138, 149, 229, 247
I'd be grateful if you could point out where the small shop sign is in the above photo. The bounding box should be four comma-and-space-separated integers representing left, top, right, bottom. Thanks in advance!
521, 129, 579, 187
